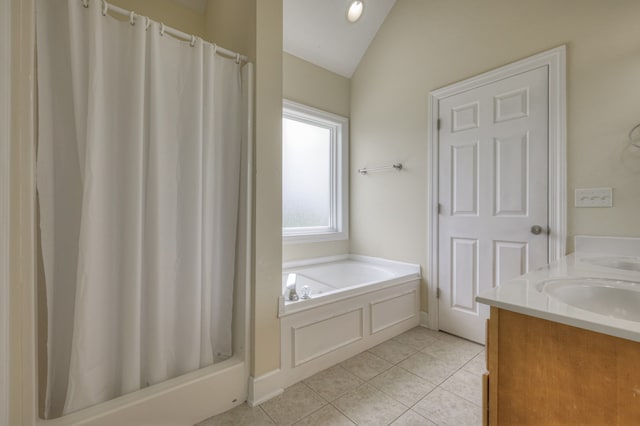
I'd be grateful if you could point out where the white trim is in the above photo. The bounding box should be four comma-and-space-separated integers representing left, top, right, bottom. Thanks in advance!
0, 0, 11, 424
419, 311, 430, 328
240, 61, 255, 400
427, 46, 567, 331
369, 290, 417, 334
282, 253, 420, 271
282, 99, 349, 244
247, 370, 283, 407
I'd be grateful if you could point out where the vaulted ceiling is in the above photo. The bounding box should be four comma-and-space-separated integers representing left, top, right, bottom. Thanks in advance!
172, 0, 396, 78
283, 0, 397, 78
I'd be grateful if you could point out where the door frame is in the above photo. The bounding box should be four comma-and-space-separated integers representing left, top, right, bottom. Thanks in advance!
426, 46, 567, 330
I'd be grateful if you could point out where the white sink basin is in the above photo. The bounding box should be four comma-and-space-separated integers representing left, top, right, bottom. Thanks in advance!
581, 256, 640, 272
541, 278, 640, 322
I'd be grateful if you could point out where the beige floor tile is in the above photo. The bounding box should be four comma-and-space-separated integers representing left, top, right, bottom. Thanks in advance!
421, 338, 483, 369
293, 405, 355, 426
390, 409, 436, 426
413, 388, 482, 426
260, 383, 327, 426
196, 403, 274, 426
368, 339, 418, 364
340, 351, 393, 381
397, 351, 458, 384
368, 366, 436, 407
333, 384, 407, 426
441, 369, 483, 406
409, 326, 444, 340
303, 365, 363, 401
391, 327, 438, 350
462, 351, 487, 376
434, 331, 470, 342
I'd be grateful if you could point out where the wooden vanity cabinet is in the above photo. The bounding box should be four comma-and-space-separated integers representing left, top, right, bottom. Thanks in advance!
483, 307, 640, 425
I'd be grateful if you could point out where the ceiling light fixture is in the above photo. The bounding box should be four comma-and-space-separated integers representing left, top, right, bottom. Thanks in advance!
346, 1, 364, 23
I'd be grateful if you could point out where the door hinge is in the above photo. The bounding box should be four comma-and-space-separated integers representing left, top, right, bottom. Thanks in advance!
437, 118, 441, 130
436, 287, 440, 299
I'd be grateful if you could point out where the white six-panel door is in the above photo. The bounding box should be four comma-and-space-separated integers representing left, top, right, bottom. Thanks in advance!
438, 66, 549, 344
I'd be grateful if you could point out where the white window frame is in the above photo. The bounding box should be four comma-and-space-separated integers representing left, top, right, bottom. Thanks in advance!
282, 100, 349, 244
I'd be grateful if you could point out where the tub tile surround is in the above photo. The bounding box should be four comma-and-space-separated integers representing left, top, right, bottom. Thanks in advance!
198, 327, 485, 425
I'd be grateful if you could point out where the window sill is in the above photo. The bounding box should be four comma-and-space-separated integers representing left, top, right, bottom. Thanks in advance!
283, 231, 348, 245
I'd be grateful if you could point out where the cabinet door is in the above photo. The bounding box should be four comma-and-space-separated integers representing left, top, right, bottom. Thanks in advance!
494, 309, 640, 424
482, 372, 489, 426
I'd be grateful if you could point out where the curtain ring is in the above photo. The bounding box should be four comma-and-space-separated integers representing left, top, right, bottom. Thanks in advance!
82, 0, 89, 8
235, 53, 240, 64
212, 43, 217, 54
129, 11, 136, 25
160, 22, 165, 36
190, 35, 196, 47
101, 0, 108, 16
145, 17, 151, 31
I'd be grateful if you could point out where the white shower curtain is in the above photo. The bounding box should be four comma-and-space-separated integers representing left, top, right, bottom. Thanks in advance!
36, 0, 243, 418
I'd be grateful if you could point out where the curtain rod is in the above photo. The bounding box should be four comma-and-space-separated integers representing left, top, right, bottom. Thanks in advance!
83, 0, 249, 63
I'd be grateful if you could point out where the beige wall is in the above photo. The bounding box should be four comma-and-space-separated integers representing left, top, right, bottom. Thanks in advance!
252, 0, 283, 377
283, 53, 350, 117
109, 0, 206, 38
282, 53, 351, 262
205, 0, 256, 61
206, 0, 283, 377
350, 0, 640, 312
10, 0, 37, 423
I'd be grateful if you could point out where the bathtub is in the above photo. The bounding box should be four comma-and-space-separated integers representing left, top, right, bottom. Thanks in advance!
277, 255, 421, 389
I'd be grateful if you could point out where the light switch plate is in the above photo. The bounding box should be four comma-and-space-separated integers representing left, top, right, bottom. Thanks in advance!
574, 187, 613, 208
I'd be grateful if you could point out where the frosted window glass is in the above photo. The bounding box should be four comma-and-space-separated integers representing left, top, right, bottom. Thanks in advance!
283, 118, 331, 228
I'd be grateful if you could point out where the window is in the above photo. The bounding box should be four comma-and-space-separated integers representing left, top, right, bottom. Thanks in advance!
282, 100, 349, 243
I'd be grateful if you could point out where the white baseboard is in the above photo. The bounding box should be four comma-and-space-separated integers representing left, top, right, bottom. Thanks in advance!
419, 311, 431, 329
247, 369, 283, 407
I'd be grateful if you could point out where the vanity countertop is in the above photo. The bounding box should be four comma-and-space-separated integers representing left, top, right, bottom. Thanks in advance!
476, 251, 640, 343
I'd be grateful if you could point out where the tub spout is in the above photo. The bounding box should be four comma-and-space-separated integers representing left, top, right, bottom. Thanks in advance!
285, 273, 299, 301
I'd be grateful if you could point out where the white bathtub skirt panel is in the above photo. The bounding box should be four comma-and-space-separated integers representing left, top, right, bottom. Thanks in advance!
278, 256, 421, 388
280, 281, 420, 387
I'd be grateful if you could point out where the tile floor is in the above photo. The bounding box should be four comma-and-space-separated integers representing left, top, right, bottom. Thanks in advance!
197, 327, 485, 426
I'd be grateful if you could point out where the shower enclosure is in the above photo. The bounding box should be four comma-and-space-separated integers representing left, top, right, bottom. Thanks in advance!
33, 1, 253, 424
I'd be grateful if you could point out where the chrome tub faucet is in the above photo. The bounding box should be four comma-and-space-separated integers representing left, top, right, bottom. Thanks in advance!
285, 273, 299, 301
